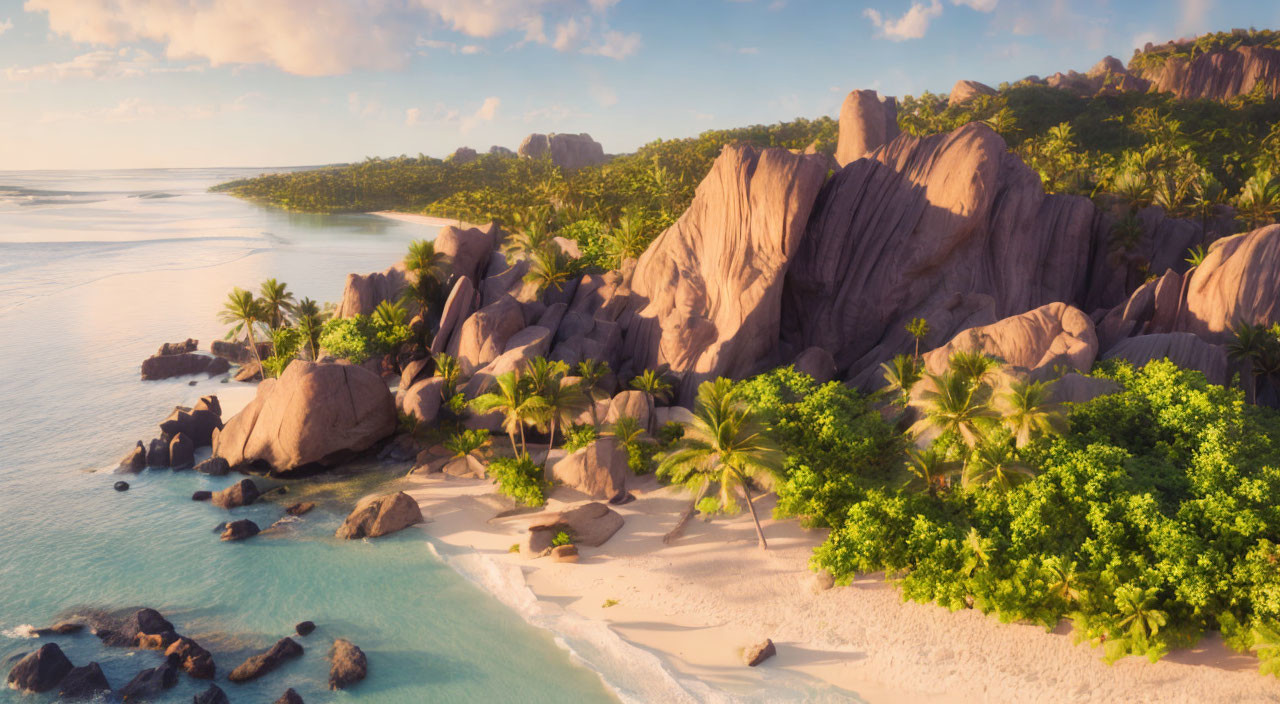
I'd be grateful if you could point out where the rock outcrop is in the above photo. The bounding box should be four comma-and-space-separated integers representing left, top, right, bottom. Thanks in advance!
921, 303, 1099, 379
431, 276, 479, 355
435, 224, 500, 284
548, 438, 629, 501
448, 146, 478, 163
6, 643, 73, 693
220, 519, 260, 541
835, 90, 898, 167
620, 144, 828, 403
522, 502, 624, 556
518, 132, 607, 170
335, 492, 423, 539
948, 79, 997, 106
449, 295, 527, 375
1102, 332, 1230, 386
194, 684, 231, 704
58, 662, 111, 700
212, 478, 260, 509
212, 362, 397, 474
783, 122, 1111, 388
166, 636, 216, 679
118, 662, 178, 700
140, 352, 229, 380
335, 263, 407, 318
228, 638, 303, 683
401, 377, 445, 424
1139, 45, 1280, 101
328, 638, 367, 690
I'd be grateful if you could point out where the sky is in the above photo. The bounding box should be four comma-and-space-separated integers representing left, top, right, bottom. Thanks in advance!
0, 0, 1278, 170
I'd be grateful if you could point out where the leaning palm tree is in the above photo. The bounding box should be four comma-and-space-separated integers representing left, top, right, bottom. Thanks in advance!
523, 356, 569, 397
910, 370, 998, 447
404, 239, 449, 314
948, 350, 1000, 387
523, 243, 573, 293
961, 433, 1035, 492
630, 368, 674, 405
657, 378, 784, 549
294, 297, 326, 361
903, 446, 961, 497
577, 359, 612, 428
879, 353, 921, 406
258, 278, 295, 330
433, 352, 462, 397
218, 287, 267, 372
999, 379, 1066, 448
470, 371, 547, 456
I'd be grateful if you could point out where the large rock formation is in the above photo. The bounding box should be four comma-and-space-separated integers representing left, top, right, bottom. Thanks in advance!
835, 90, 898, 167
431, 276, 478, 355
140, 352, 230, 380
1139, 45, 1280, 101
522, 502, 624, 556
6, 643, 73, 693
549, 438, 629, 500
1103, 332, 1230, 386
434, 224, 499, 283
619, 144, 828, 403
448, 294, 527, 375
518, 133, 606, 170
782, 122, 1111, 387
921, 303, 1099, 379
335, 492, 423, 539
212, 362, 397, 474
335, 263, 407, 318
948, 79, 997, 106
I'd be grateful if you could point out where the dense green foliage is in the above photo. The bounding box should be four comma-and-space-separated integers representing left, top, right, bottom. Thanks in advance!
809, 360, 1280, 664
316, 310, 411, 364
488, 452, 546, 507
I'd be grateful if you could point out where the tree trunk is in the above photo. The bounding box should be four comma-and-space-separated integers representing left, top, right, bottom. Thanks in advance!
518, 422, 528, 457
663, 482, 709, 545
507, 430, 519, 457
245, 326, 265, 373
543, 417, 558, 471
742, 482, 768, 550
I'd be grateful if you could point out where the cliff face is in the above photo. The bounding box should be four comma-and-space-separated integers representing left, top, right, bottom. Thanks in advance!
1138, 45, 1280, 100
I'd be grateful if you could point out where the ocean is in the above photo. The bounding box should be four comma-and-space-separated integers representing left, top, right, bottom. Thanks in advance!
0, 168, 620, 703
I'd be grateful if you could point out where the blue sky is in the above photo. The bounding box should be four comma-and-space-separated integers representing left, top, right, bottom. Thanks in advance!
0, 0, 1277, 170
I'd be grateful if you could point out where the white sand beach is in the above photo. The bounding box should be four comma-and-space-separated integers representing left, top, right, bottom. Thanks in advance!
404, 474, 1279, 704
370, 210, 476, 229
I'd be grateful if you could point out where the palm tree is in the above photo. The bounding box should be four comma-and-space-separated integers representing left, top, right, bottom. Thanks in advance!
903, 447, 961, 497
577, 359, 612, 428
470, 371, 548, 456
523, 356, 569, 396
657, 378, 783, 549
630, 368, 674, 405
605, 210, 649, 269
961, 434, 1035, 492
1113, 584, 1168, 647
372, 300, 408, 328
1042, 556, 1084, 605
218, 287, 266, 372
999, 379, 1066, 448
523, 243, 573, 293
508, 207, 554, 259
961, 527, 994, 576
537, 375, 587, 468
1227, 321, 1273, 402
1110, 168, 1153, 209
905, 317, 930, 360
910, 371, 997, 447
948, 350, 999, 387
258, 278, 295, 330
404, 239, 448, 314
608, 415, 652, 473
879, 353, 921, 406
294, 297, 325, 361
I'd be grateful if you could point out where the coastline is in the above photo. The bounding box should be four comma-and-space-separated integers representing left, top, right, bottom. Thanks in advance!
369, 210, 476, 230
403, 474, 1279, 704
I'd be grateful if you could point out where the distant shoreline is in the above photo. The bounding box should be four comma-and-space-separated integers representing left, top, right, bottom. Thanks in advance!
369, 210, 476, 229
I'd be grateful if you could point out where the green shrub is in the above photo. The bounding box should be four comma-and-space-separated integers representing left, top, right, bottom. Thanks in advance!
261, 325, 304, 378
562, 424, 598, 453
317, 313, 412, 363
445, 429, 489, 457
488, 452, 546, 507
552, 531, 572, 547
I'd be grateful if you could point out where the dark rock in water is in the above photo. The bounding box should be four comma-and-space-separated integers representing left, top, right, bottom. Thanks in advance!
136, 629, 179, 650
192, 490, 213, 502
165, 636, 215, 679
119, 441, 146, 472
95, 607, 175, 648
194, 457, 230, 476
147, 437, 171, 467
212, 522, 227, 533
114, 481, 130, 492
160, 406, 223, 447
211, 340, 270, 364
194, 395, 222, 417
335, 492, 422, 539
189, 380, 198, 386
743, 638, 776, 666
286, 502, 315, 516
234, 361, 263, 382
220, 519, 260, 541
228, 637, 303, 683
169, 433, 195, 469
157, 338, 198, 356
194, 683, 230, 704
294, 621, 316, 636
328, 638, 367, 690
58, 662, 111, 700
5, 642, 73, 693
212, 478, 260, 509
48, 621, 84, 635
274, 688, 305, 704
141, 352, 229, 381
118, 661, 178, 700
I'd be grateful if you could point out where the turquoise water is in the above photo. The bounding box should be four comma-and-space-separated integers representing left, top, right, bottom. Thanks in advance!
0, 169, 617, 703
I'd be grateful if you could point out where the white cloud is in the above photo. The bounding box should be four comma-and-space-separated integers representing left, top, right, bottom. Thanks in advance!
951, 0, 997, 11
474, 96, 500, 121
584, 29, 641, 59
347, 92, 383, 119
5, 47, 166, 81
552, 16, 589, 52
416, 37, 487, 55
1178, 0, 1212, 35
864, 0, 943, 41
39, 94, 253, 124
0, 18, 12, 35
24, 0, 641, 76
404, 107, 423, 126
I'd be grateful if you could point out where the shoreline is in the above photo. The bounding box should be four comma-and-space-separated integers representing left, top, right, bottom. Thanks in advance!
404, 473, 1279, 704
369, 210, 477, 229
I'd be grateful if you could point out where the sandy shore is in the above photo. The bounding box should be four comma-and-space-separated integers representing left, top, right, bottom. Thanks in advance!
404, 473, 1279, 704
369, 210, 476, 229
